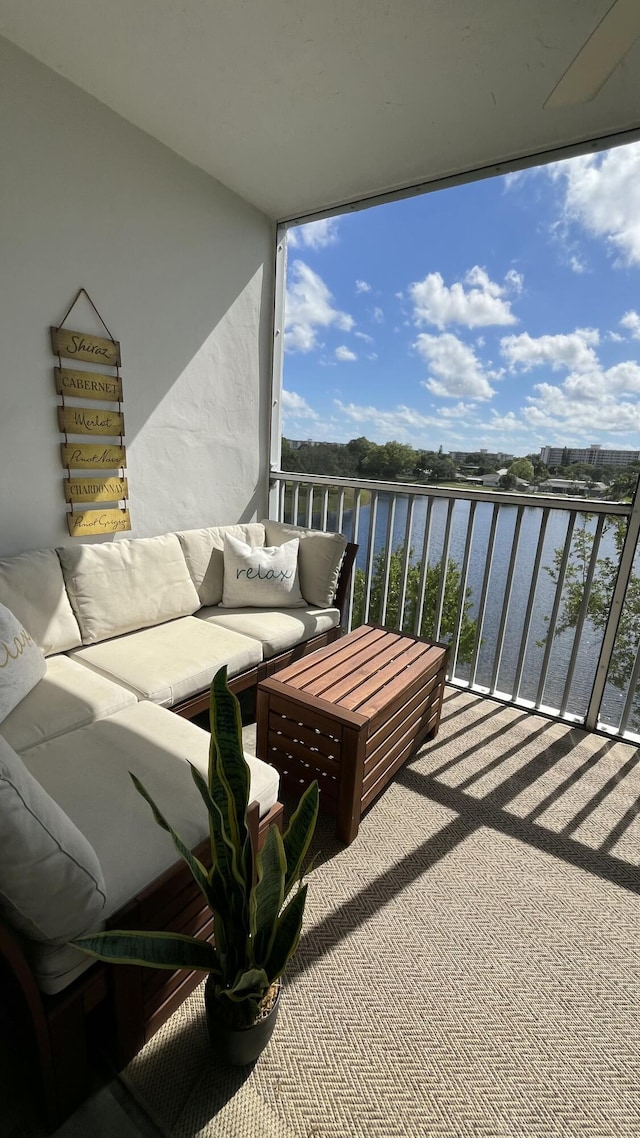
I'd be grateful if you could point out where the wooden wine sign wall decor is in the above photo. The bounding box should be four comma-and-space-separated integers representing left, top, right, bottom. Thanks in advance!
52, 290, 131, 536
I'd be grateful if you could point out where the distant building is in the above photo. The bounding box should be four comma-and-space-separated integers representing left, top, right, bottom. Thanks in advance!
286, 438, 322, 449
540, 444, 640, 469
481, 469, 529, 489
538, 478, 607, 497
450, 449, 514, 465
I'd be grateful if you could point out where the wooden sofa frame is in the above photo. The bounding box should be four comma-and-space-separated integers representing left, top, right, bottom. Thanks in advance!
0, 541, 358, 1129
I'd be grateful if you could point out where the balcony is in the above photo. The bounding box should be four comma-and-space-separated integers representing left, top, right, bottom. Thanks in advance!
270, 471, 640, 744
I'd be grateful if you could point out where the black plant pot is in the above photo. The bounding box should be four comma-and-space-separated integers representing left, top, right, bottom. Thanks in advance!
204, 978, 282, 1065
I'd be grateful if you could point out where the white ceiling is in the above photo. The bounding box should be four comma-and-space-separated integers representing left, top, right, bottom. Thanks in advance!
1, 1, 639, 221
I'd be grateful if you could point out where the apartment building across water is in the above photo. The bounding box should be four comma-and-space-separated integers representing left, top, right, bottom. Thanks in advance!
540, 444, 640, 469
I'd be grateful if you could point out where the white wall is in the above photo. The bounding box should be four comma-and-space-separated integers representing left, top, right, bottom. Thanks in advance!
0, 37, 274, 558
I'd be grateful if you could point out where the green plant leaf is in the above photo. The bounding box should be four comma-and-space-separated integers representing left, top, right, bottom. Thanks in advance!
282, 780, 319, 899
209, 668, 250, 855
251, 825, 286, 964
226, 966, 270, 1001
264, 883, 308, 982
130, 773, 213, 907
73, 929, 221, 974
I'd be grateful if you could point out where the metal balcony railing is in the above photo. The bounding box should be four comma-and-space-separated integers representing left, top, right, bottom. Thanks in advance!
269, 472, 640, 744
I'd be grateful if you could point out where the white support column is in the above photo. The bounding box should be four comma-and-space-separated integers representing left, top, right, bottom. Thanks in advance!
268, 224, 288, 520
585, 475, 640, 731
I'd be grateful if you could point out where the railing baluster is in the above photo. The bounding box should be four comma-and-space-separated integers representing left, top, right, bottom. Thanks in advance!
347, 488, 362, 631
320, 486, 330, 531
363, 492, 379, 625
336, 487, 345, 534
305, 486, 314, 528
535, 510, 577, 709
413, 497, 434, 637
469, 504, 499, 689
513, 508, 549, 701
292, 483, 300, 526
619, 640, 640, 736
433, 498, 455, 642
398, 497, 416, 633
490, 505, 524, 696
560, 514, 605, 716
450, 499, 476, 680
379, 495, 397, 626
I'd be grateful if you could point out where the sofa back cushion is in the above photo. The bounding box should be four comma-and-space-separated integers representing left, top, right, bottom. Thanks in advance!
263, 520, 347, 608
176, 523, 266, 607
0, 603, 47, 724
0, 734, 107, 944
0, 549, 82, 656
57, 533, 201, 645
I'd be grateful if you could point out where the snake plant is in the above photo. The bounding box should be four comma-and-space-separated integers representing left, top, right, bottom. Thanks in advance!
73, 666, 319, 1029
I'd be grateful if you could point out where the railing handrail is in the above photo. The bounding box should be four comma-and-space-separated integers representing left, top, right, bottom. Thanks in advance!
270, 470, 632, 518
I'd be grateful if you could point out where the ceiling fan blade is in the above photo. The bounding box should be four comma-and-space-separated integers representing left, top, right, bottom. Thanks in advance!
544, 0, 640, 109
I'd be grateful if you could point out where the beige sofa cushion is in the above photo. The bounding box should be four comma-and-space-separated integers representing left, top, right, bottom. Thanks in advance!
22, 703, 279, 994
58, 533, 200, 644
263, 520, 347, 607
0, 735, 107, 946
0, 548, 82, 655
0, 603, 47, 723
198, 605, 340, 658
68, 616, 263, 706
0, 654, 137, 754
176, 523, 266, 607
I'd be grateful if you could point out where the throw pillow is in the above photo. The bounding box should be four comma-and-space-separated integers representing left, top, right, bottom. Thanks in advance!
263, 520, 347, 607
0, 735, 107, 944
221, 533, 305, 609
0, 602, 47, 724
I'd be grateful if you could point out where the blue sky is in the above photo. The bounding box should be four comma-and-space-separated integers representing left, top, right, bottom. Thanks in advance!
282, 140, 640, 457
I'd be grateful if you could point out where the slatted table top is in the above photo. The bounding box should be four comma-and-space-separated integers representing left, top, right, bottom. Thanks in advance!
260, 624, 447, 727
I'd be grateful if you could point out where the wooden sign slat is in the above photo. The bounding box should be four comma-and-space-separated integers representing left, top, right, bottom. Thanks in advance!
51, 326, 121, 366
67, 509, 131, 537
58, 407, 124, 437
61, 443, 126, 470
55, 367, 123, 402
64, 477, 128, 503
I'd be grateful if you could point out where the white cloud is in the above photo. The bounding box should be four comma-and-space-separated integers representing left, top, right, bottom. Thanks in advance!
355, 279, 371, 293
439, 402, 478, 419
287, 218, 339, 249
524, 353, 640, 437
621, 310, 640, 340
486, 411, 523, 433
373, 307, 384, 324
548, 142, 640, 266
335, 345, 357, 361
569, 255, 587, 274
285, 260, 354, 353
415, 333, 497, 400
354, 331, 374, 343
281, 390, 318, 418
409, 266, 519, 330
504, 269, 524, 294
333, 399, 439, 443
500, 328, 600, 373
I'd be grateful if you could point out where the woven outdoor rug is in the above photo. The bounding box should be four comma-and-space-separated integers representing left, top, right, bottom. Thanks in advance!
121, 688, 640, 1138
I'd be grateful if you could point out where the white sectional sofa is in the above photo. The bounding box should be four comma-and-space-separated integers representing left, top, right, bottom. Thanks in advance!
0, 519, 356, 1128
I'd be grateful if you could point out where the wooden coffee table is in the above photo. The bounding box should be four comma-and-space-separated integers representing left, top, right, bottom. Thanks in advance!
256, 624, 448, 843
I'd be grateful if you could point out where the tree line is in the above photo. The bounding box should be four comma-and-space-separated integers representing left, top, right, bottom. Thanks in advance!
281, 436, 639, 501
